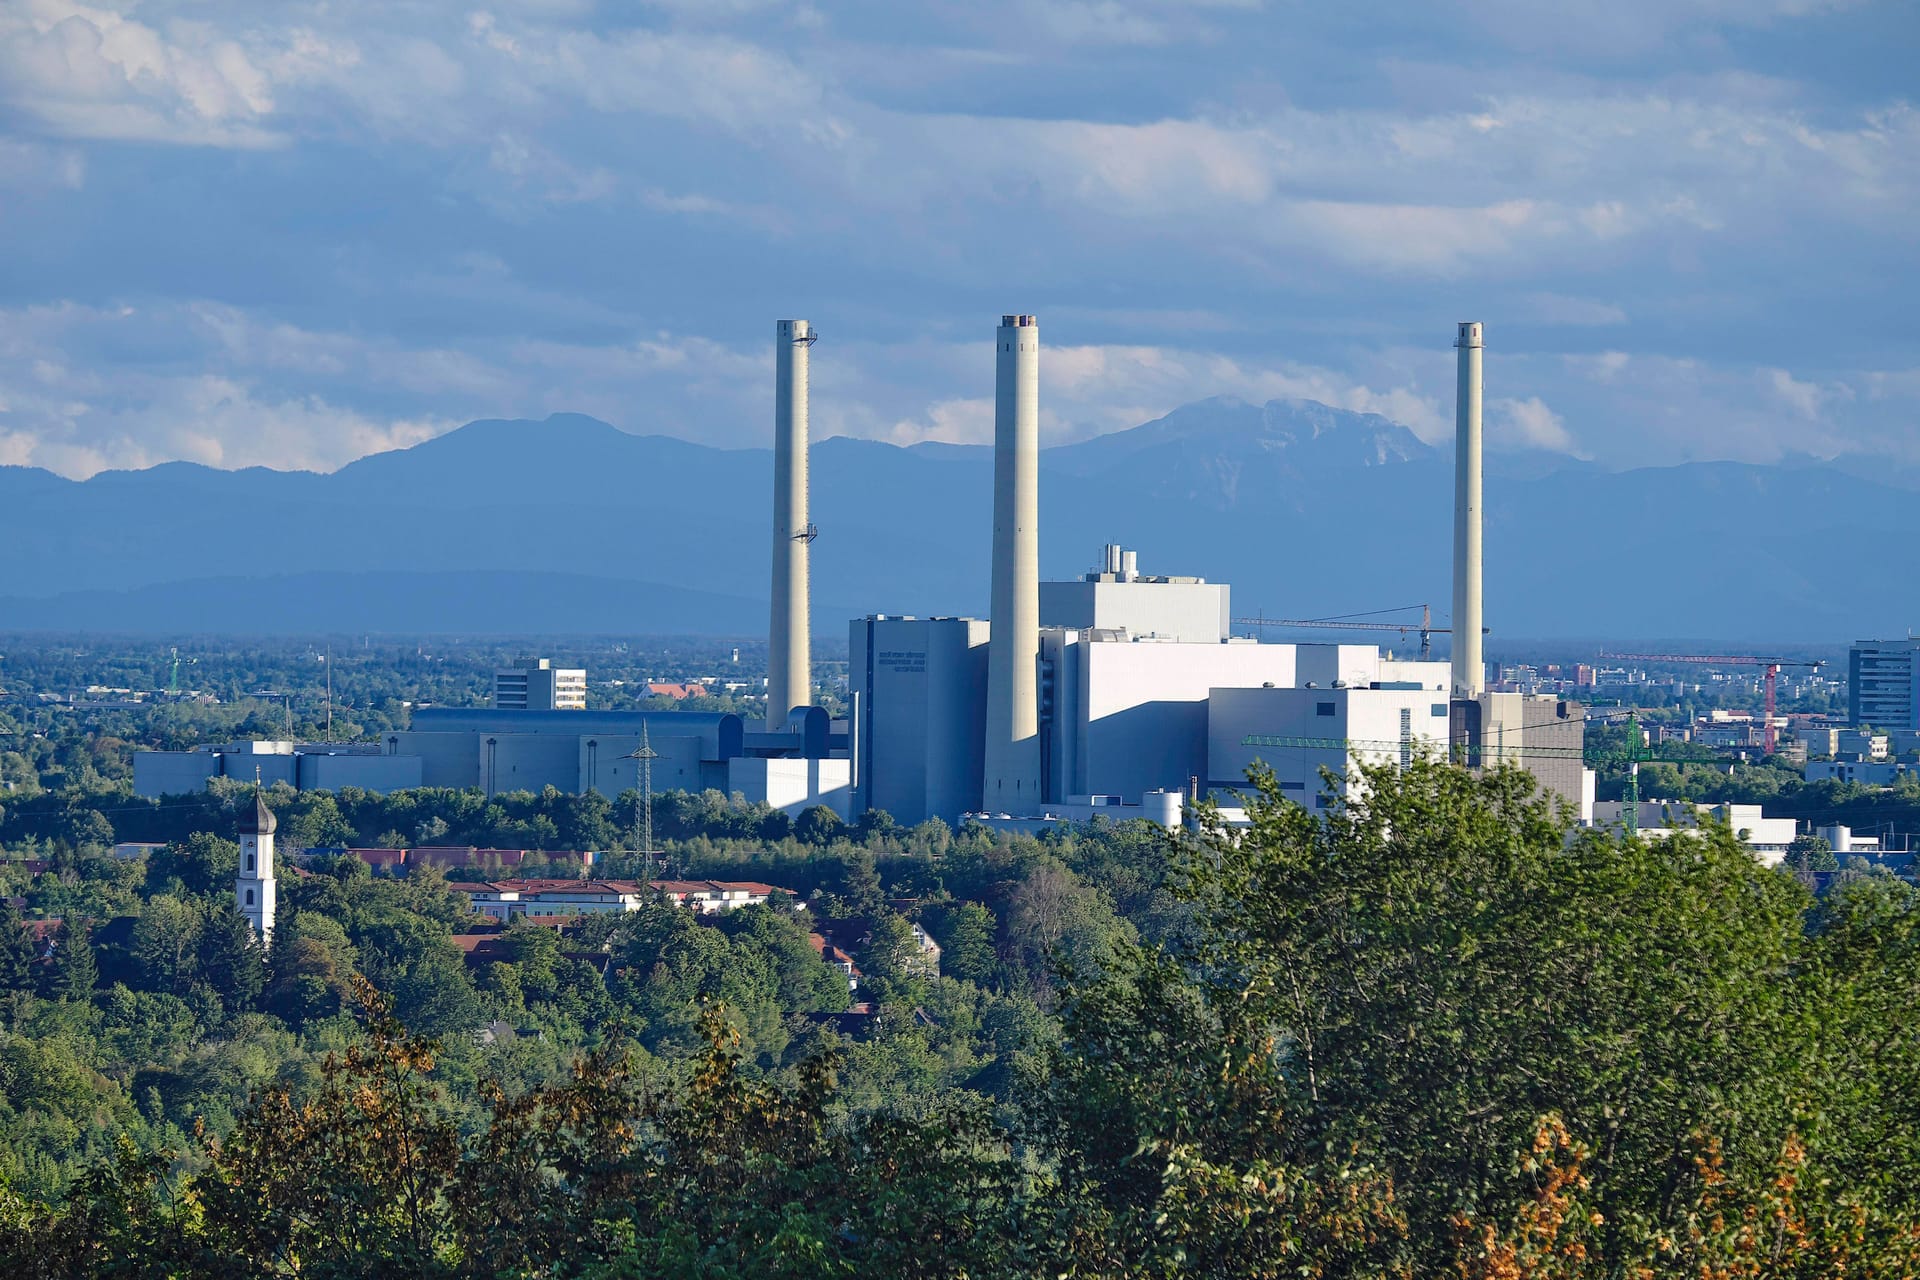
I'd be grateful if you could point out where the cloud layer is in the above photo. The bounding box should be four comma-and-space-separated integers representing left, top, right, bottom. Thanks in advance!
0, 0, 1913, 476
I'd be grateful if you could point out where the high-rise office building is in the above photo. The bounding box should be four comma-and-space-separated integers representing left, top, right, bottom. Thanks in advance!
1849, 639, 1920, 731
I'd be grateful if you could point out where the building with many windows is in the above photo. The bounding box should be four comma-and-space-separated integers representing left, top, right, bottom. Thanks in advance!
494, 658, 587, 710
1850, 639, 1920, 732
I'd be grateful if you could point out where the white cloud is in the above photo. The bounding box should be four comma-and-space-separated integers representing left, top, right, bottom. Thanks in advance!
877, 339, 1445, 445
0, 0, 284, 146
887, 397, 993, 445
1765, 367, 1851, 421
1505, 349, 1915, 464
0, 302, 469, 476
6, 295, 1920, 478
0, 0, 1914, 480
1491, 396, 1584, 455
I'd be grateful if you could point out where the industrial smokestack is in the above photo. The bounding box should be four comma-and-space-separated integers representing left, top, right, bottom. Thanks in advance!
1451, 321, 1484, 698
768, 319, 814, 726
984, 314, 1042, 810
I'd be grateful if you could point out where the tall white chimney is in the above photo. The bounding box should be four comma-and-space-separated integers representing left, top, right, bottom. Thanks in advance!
768, 319, 813, 726
984, 314, 1042, 810
1451, 321, 1484, 698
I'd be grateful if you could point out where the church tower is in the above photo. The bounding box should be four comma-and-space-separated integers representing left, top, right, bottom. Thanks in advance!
236, 785, 278, 942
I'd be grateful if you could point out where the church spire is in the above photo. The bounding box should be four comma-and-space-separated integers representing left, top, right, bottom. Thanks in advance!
236, 769, 277, 942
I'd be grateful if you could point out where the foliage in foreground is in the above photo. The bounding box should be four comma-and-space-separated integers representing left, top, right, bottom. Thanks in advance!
8, 760, 1920, 1277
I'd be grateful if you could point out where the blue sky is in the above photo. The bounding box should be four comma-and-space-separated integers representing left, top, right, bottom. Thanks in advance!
0, 0, 1913, 477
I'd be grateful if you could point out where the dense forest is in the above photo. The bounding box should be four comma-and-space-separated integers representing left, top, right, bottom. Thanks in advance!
1, 757, 1918, 1275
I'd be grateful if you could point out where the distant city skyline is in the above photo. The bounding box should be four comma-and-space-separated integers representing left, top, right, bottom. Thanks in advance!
0, 0, 1913, 478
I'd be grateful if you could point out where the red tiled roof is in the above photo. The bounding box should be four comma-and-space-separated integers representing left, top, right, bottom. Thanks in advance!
449, 934, 514, 963
21, 918, 63, 943
483, 878, 644, 896
646, 682, 706, 699
649, 879, 782, 896
649, 880, 711, 894
805, 932, 859, 973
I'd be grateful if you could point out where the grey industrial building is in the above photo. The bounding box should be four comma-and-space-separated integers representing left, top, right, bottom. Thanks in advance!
134, 739, 423, 797
138, 699, 853, 819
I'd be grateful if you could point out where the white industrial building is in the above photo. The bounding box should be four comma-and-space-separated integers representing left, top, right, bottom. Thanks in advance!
1207, 683, 1456, 812
849, 542, 1588, 827
1039, 544, 1231, 643
1591, 800, 1796, 866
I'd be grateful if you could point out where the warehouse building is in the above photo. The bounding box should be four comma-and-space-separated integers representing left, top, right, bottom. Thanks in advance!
134, 739, 422, 797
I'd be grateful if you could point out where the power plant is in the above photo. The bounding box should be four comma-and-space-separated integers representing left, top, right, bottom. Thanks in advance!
134, 314, 1586, 827
846, 314, 1585, 829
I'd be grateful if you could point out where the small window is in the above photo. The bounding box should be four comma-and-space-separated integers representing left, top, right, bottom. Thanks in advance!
1315, 795, 1330, 808
246, 853, 255, 872
245, 888, 254, 905
1432, 703, 1448, 717
1316, 702, 1336, 717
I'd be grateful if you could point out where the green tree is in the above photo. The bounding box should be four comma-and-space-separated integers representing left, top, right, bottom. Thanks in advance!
1034, 759, 1815, 1275
146, 832, 239, 897
195, 979, 460, 1275
501, 920, 561, 1004
0, 895, 38, 991
129, 895, 203, 997
793, 805, 846, 847
1788, 831, 1839, 871
265, 912, 358, 1027
924, 900, 998, 987
392, 944, 482, 1039
198, 906, 265, 1013
834, 848, 885, 916
44, 919, 97, 1002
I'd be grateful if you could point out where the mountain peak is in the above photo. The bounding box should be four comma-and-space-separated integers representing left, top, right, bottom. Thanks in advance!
1046, 396, 1434, 480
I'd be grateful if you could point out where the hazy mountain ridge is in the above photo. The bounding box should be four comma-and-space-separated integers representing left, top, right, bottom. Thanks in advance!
0, 401, 1909, 641
0, 570, 855, 636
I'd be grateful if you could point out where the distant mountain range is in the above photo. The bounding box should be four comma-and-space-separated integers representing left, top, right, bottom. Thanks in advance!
0, 399, 1909, 643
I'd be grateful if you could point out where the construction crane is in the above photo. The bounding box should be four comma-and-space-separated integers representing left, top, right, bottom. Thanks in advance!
1235, 604, 1484, 661
1598, 652, 1825, 754
165, 647, 198, 696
